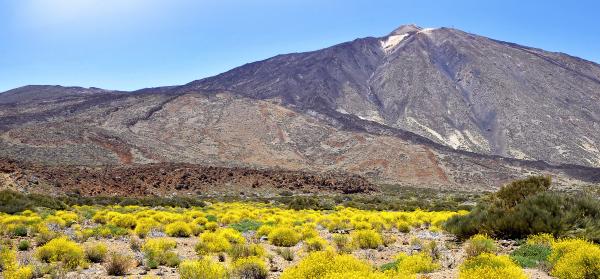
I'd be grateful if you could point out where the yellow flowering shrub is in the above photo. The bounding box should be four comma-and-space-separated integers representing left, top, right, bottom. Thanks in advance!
392, 252, 439, 275
465, 234, 496, 258
459, 253, 527, 279
134, 218, 160, 238
1, 248, 33, 279
165, 221, 193, 237
304, 237, 328, 252
550, 238, 600, 279
281, 250, 384, 279
526, 233, 554, 247
178, 259, 227, 279
35, 237, 85, 270
196, 231, 233, 254
142, 238, 180, 267
231, 256, 268, 279
269, 227, 301, 247
351, 229, 383, 249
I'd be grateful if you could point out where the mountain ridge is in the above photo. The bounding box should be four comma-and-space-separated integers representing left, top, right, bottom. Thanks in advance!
1, 24, 600, 192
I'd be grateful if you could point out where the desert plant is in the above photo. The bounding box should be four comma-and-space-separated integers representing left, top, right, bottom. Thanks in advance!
105, 252, 134, 276
84, 242, 108, 263
280, 250, 385, 279
275, 248, 294, 261
178, 259, 227, 279
351, 229, 383, 249
230, 219, 262, 232
268, 227, 301, 247
459, 253, 527, 279
35, 237, 85, 270
17, 240, 30, 251
228, 243, 266, 261
510, 243, 551, 268
232, 256, 268, 279
142, 238, 180, 267
550, 238, 600, 279
392, 252, 440, 275
165, 221, 193, 237
304, 237, 328, 252
332, 234, 352, 253
465, 234, 497, 258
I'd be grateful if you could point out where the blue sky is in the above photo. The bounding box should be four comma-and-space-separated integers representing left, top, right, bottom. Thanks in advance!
1, 0, 599, 92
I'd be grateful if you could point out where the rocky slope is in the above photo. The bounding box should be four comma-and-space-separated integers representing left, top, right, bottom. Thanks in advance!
1, 24, 600, 192
183, 24, 600, 167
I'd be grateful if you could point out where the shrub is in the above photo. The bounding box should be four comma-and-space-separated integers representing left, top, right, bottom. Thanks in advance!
205, 221, 219, 232
84, 242, 108, 263
459, 253, 527, 279
268, 227, 301, 247
275, 248, 294, 261
444, 177, 600, 242
142, 238, 180, 267
495, 176, 551, 207
304, 237, 328, 252
228, 243, 266, 261
526, 233, 554, 247
393, 252, 439, 274
351, 229, 382, 249
196, 231, 234, 255
0, 249, 33, 279
510, 243, 551, 268
35, 237, 85, 270
230, 219, 262, 232
165, 221, 193, 237
17, 240, 30, 251
232, 256, 268, 279
465, 234, 497, 258
11, 225, 28, 237
178, 259, 227, 279
280, 250, 384, 279
550, 239, 600, 279
332, 234, 352, 253
130, 237, 142, 251
396, 221, 411, 233
105, 252, 134, 276
134, 218, 160, 238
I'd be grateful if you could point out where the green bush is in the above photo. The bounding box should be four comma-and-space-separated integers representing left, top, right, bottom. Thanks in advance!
510, 243, 551, 268
17, 240, 30, 251
229, 219, 262, 232
444, 176, 600, 241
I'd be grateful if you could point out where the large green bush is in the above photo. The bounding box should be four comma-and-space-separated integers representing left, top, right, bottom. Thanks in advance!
444, 176, 600, 242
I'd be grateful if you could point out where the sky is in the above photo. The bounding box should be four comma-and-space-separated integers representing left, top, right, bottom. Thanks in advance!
1, 0, 599, 93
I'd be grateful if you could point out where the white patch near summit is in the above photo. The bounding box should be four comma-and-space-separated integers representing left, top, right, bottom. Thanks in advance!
380, 34, 408, 53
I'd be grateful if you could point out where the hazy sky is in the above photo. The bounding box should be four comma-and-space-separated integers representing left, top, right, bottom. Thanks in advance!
1, 0, 599, 92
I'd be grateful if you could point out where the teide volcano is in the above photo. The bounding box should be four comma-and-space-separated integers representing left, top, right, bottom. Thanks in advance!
1, 24, 600, 193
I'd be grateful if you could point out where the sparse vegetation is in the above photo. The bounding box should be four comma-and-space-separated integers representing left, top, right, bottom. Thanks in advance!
1, 180, 598, 278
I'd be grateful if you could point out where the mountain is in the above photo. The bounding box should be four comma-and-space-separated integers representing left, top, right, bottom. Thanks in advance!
1, 24, 600, 193
181, 24, 600, 168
